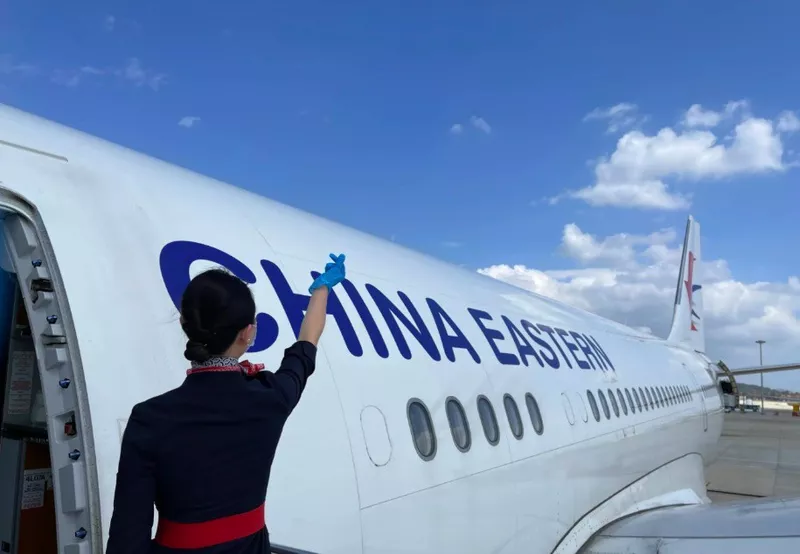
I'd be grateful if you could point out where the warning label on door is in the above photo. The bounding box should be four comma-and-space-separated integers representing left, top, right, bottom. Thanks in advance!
21, 468, 51, 510
7, 350, 36, 416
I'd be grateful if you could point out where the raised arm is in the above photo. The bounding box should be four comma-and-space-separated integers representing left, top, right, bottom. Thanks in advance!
298, 286, 329, 345
259, 254, 346, 412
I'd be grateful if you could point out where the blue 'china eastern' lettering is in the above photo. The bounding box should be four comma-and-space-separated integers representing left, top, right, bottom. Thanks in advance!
366, 285, 441, 361
159, 241, 616, 372
426, 298, 481, 363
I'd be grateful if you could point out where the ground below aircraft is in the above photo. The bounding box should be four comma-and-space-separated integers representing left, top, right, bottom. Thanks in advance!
0, 104, 798, 553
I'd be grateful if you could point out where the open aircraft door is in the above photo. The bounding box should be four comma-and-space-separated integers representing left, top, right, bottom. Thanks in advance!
0, 210, 94, 554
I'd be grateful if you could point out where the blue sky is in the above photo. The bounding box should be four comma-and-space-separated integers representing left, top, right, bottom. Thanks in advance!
2, 1, 799, 387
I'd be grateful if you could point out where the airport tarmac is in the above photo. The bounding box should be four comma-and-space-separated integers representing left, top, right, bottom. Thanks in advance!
706, 409, 800, 502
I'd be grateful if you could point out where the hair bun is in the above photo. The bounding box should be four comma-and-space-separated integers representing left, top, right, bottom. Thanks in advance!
184, 339, 211, 363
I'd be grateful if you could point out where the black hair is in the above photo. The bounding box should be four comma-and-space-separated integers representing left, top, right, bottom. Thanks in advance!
180, 268, 256, 362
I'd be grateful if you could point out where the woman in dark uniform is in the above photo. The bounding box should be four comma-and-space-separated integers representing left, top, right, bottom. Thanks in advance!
105, 253, 346, 553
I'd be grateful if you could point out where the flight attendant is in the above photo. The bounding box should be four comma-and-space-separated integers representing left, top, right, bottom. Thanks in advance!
105, 254, 347, 553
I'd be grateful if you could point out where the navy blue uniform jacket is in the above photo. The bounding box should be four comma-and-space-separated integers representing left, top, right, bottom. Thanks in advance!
105, 340, 317, 553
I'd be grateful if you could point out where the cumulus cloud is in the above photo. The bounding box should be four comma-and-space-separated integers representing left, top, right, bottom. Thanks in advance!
470, 116, 492, 134
564, 100, 792, 210
178, 116, 201, 129
450, 117, 492, 135
583, 103, 647, 134
104, 15, 116, 32
777, 110, 800, 133
681, 100, 748, 128
478, 223, 800, 385
560, 223, 676, 266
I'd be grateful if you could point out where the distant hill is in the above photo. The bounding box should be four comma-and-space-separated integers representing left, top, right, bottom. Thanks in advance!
736, 382, 800, 401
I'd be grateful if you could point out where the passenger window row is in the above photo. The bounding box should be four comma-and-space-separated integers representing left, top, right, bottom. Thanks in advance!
407, 392, 544, 461
407, 384, 696, 461
586, 384, 694, 422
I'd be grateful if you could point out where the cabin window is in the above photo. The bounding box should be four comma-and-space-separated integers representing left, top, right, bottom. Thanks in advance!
561, 393, 576, 426
407, 399, 436, 461
636, 387, 646, 411
658, 387, 666, 406
445, 397, 471, 453
477, 395, 500, 446
617, 389, 628, 415
645, 387, 654, 409
503, 394, 524, 439
652, 387, 660, 408
586, 390, 601, 422
686, 385, 691, 401
607, 388, 620, 417
598, 389, 611, 419
678, 386, 684, 402
625, 388, 636, 413
671, 386, 678, 404
667, 386, 674, 405
683, 386, 689, 402
525, 393, 544, 435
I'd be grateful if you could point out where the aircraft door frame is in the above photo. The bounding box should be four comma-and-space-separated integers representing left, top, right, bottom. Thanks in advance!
686, 366, 708, 432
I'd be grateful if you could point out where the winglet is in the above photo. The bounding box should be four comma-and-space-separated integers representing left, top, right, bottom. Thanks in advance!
667, 215, 705, 353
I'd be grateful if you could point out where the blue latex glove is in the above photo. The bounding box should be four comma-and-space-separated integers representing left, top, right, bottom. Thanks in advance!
309, 253, 346, 293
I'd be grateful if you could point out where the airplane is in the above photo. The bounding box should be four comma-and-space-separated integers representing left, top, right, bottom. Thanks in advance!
0, 102, 798, 554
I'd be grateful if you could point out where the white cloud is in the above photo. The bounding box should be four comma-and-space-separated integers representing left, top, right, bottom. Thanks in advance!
478, 223, 800, 383
19, 56, 164, 91
777, 110, 800, 133
178, 116, 201, 129
51, 66, 105, 88
116, 58, 166, 91
681, 100, 748, 128
449, 123, 463, 135
566, 101, 788, 210
560, 223, 676, 266
584, 103, 646, 134
470, 116, 492, 134
682, 104, 723, 128
104, 15, 116, 32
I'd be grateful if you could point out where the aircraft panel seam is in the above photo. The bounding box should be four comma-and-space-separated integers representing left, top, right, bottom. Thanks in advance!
550, 451, 704, 554
0, 138, 69, 162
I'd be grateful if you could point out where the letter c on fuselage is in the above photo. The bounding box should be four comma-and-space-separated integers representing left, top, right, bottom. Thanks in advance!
159, 241, 279, 352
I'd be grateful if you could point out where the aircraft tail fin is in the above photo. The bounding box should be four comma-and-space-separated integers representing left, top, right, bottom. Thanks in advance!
667, 215, 706, 353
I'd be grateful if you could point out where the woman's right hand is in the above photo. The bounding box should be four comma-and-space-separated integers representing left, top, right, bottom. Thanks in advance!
308, 253, 346, 293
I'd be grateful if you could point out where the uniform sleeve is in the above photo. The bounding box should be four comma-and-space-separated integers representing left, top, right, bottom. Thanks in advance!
257, 340, 317, 413
105, 404, 156, 554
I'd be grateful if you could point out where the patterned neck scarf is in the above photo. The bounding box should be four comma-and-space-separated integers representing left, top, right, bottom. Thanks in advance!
187, 356, 265, 377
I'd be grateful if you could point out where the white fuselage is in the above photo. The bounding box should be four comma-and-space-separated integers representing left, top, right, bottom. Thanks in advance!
0, 104, 724, 554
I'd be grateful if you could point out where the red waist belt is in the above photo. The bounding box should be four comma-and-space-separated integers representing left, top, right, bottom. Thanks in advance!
155, 503, 266, 549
